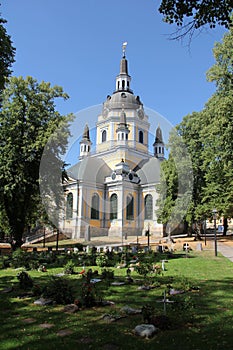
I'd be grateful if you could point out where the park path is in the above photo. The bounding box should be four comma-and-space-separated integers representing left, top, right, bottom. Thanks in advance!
217, 241, 233, 262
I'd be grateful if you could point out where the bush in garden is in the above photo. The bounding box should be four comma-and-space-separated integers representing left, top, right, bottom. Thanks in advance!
135, 261, 154, 279
42, 276, 74, 304
32, 283, 43, 296
142, 304, 171, 330
17, 270, 33, 289
96, 253, 110, 267
11, 248, 30, 269
101, 268, 114, 280
80, 276, 103, 307
63, 260, 75, 274
0, 256, 10, 269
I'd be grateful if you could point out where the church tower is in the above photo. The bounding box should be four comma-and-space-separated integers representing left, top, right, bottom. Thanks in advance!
153, 125, 165, 159
95, 43, 150, 170
79, 124, 92, 160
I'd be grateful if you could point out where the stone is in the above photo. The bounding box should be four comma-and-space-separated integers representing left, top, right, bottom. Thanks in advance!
34, 298, 53, 306
101, 314, 124, 323
169, 288, 184, 295
54, 273, 65, 277
196, 243, 203, 251
22, 318, 36, 324
138, 285, 154, 290
39, 323, 54, 329
134, 324, 158, 338
57, 329, 73, 337
101, 300, 115, 306
116, 264, 126, 269
111, 282, 125, 286
90, 278, 102, 284
120, 305, 141, 315
62, 304, 79, 313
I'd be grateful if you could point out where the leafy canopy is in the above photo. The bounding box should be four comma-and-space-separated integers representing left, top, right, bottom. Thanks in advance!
0, 76, 73, 246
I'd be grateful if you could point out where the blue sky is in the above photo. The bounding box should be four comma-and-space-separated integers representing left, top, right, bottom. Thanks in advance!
1, 0, 227, 164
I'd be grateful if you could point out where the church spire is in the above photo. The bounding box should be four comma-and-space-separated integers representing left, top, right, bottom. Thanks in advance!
115, 42, 132, 93
79, 124, 92, 160
116, 106, 130, 141
153, 125, 165, 159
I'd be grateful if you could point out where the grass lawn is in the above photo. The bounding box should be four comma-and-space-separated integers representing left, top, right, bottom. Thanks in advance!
0, 249, 233, 350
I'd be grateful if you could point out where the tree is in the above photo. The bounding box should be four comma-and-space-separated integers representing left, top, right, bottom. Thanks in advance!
156, 128, 193, 235
158, 0, 233, 40
157, 26, 233, 236
0, 76, 73, 247
0, 11, 15, 96
199, 26, 233, 233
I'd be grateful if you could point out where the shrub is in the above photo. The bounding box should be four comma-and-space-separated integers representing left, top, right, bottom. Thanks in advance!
12, 249, 30, 269
101, 268, 114, 280
42, 276, 74, 304
17, 271, 33, 289
63, 260, 75, 274
96, 253, 110, 267
80, 277, 103, 307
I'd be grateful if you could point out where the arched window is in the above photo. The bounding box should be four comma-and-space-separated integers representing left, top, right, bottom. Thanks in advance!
102, 130, 107, 142
122, 80, 125, 90
91, 193, 99, 219
110, 194, 118, 220
126, 194, 134, 220
66, 193, 73, 219
139, 130, 144, 144
145, 194, 153, 220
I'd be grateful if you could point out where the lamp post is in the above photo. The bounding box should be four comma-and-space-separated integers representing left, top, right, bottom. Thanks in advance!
212, 209, 218, 257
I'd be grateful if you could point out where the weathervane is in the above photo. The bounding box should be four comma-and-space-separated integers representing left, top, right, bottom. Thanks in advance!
122, 41, 127, 57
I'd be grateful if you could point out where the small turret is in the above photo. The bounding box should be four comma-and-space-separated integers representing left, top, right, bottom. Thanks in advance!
116, 107, 130, 141
79, 124, 92, 160
153, 125, 164, 159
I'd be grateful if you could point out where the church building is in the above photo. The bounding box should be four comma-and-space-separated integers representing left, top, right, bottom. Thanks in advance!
62, 44, 165, 240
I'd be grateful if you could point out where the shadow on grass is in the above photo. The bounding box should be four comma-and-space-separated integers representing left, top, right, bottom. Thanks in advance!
1, 255, 233, 349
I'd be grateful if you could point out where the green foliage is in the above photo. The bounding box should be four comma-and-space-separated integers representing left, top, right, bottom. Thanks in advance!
135, 261, 154, 278
0, 76, 73, 247
157, 27, 233, 233
63, 260, 75, 274
96, 253, 110, 267
0, 16, 15, 94
42, 276, 74, 304
101, 268, 114, 280
80, 276, 103, 307
11, 248, 30, 269
1, 249, 233, 348
17, 270, 33, 289
159, 0, 232, 40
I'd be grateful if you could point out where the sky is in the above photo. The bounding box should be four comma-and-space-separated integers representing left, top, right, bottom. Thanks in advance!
1, 0, 227, 164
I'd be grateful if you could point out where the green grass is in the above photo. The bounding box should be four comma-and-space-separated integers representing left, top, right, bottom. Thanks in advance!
0, 250, 233, 349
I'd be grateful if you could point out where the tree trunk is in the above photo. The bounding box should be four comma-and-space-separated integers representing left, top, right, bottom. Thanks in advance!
223, 217, 228, 236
